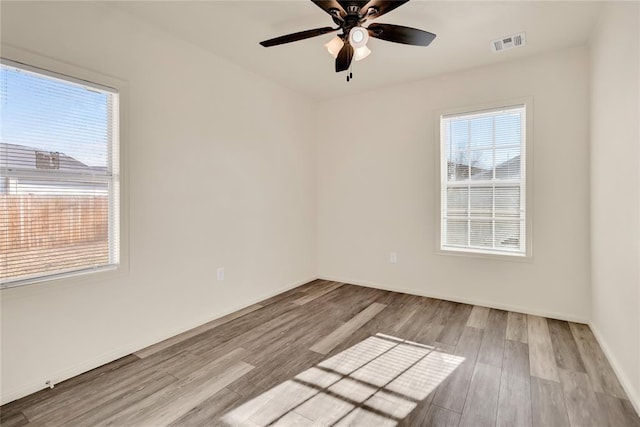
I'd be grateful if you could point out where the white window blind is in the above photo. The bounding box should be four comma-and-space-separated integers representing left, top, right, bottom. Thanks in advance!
0, 59, 120, 287
440, 105, 526, 256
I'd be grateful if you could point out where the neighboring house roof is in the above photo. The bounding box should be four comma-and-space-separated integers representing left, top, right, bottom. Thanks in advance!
0, 142, 105, 173
473, 155, 521, 180
447, 162, 487, 178
1, 143, 108, 195
449, 155, 521, 180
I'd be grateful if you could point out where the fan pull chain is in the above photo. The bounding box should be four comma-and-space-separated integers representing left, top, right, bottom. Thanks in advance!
346, 64, 354, 82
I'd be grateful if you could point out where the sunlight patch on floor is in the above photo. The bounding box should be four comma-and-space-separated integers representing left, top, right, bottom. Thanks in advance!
221, 333, 465, 426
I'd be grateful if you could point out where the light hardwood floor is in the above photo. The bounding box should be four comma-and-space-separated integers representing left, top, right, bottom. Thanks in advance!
2, 280, 639, 426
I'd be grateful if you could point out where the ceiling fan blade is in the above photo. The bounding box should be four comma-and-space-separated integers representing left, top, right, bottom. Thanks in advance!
310, 0, 347, 17
360, 0, 410, 19
368, 23, 436, 46
260, 27, 338, 47
338, 0, 369, 11
335, 42, 354, 72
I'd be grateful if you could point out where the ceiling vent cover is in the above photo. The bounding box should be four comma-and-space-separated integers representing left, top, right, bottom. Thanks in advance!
491, 32, 526, 52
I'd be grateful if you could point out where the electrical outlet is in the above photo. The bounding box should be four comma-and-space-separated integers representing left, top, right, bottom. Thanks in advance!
389, 252, 398, 264
216, 267, 224, 281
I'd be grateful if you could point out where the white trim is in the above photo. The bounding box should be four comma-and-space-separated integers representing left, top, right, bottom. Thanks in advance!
0, 44, 130, 290
443, 104, 526, 120
589, 323, 640, 416
0, 274, 317, 405
434, 96, 534, 260
318, 274, 589, 323
436, 246, 533, 263
0, 264, 118, 289
130, 274, 316, 355
0, 168, 113, 182
1, 57, 118, 94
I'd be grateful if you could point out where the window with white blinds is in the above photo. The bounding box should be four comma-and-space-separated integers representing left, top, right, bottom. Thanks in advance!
1, 59, 120, 287
440, 105, 526, 256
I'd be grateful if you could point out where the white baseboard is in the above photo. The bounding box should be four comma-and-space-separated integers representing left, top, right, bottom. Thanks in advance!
127, 274, 318, 358
1, 344, 140, 406
320, 274, 640, 415
318, 274, 589, 324
11, 273, 628, 413
589, 323, 640, 416
0, 275, 317, 406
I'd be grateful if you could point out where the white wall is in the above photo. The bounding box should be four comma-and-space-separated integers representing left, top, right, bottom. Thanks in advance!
317, 46, 591, 321
0, 1, 317, 404
589, 1, 640, 410
2, 0, 637, 411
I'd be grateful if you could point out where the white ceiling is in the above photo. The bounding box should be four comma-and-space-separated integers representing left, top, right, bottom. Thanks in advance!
113, 1, 602, 100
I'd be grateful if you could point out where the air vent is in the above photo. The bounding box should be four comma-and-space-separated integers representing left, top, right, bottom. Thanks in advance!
491, 32, 526, 52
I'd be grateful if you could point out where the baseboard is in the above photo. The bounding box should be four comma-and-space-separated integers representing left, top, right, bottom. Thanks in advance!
0, 343, 144, 406
589, 323, 640, 416
318, 274, 590, 324
0, 275, 317, 406
127, 274, 318, 358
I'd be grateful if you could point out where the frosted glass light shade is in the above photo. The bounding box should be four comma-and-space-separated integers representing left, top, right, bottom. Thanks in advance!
324, 36, 344, 58
354, 46, 371, 61
349, 27, 369, 48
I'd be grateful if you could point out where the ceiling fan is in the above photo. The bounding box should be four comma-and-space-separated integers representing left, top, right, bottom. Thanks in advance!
259, 0, 436, 79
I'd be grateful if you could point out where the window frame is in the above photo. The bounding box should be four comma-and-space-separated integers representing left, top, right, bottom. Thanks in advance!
434, 98, 533, 261
1, 46, 129, 289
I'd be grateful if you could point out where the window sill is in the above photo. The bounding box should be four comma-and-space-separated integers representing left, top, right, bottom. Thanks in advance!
1, 264, 123, 290
437, 247, 533, 263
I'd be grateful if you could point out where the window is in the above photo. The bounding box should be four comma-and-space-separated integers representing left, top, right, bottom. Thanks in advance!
1, 59, 120, 287
440, 104, 527, 256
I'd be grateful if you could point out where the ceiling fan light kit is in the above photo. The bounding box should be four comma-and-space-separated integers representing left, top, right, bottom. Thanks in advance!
259, 0, 436, 81
348, 26, 369, 48
353, 45, 371, 61
324, 36, 344, 58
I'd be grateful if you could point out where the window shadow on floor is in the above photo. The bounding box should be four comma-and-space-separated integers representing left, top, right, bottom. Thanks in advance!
221, 333, 465, 426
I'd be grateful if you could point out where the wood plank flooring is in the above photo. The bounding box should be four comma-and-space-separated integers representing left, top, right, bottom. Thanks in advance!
2, 280, 639, 427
